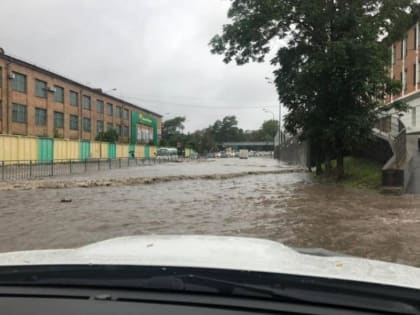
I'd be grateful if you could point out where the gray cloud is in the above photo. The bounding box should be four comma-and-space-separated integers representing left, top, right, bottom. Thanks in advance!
0, 0, 279, 132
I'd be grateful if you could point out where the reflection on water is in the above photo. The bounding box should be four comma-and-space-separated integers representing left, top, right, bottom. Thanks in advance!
1, 158, 420, 267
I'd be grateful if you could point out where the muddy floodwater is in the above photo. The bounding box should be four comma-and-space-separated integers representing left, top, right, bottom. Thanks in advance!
1, 158, 420, 267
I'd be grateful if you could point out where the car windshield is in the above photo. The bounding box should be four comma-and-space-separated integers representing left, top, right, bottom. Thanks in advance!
1, 0, 420, 291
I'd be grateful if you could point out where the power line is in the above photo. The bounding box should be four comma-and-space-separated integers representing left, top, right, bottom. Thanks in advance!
120, 95, 278, 110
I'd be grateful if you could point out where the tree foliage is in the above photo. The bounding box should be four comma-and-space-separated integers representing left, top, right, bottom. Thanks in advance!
210, 0, 417, 178
161, 115, 279, 154
161, 116, 186, 147
95, 129, 119, 143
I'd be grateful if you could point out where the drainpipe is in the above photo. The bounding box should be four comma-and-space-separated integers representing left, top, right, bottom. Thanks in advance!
5, 61, 11, 134
79, 88, 83, 140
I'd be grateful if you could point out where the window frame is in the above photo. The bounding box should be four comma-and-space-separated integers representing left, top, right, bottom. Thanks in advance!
107, 122, 113, 131
12, 72, 27, 93
35, 107, 47, 126
54, 85, 65, 103
83, 95, 91, 110
96, 120, 104, 134
97, 100, 104, 114
69, 114, 79, 130
54, 111, 64, 129
106, 103, 113, 116
12, 103, 27, 123
123, 125, 129, 137
70, 91, 79, 106
123, 108, 129, 120
83, 117, 91, 132
116, 106, 122, 118
35, 79, 47, 98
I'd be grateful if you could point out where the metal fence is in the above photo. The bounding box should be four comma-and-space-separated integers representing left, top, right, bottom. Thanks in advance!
0, 157, 182, 181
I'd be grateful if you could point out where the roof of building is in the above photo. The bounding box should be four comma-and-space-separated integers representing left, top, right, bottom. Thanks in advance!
0, 51, 162, 118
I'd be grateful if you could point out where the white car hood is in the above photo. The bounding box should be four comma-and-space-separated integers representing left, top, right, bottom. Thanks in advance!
0, 235, 419, 290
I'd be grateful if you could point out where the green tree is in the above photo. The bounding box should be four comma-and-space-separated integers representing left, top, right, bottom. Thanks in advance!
210, 0, 414, 178
161, 116, 186, 147
96, 129, 119, 143
258, 120, 278, 141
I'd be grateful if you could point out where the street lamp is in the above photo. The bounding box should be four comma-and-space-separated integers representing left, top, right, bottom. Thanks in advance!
265, 76, 282, 157
262, 108, 275, 121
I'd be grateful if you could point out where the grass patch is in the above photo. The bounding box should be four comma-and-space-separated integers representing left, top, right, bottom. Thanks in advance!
315, 157, 382, 190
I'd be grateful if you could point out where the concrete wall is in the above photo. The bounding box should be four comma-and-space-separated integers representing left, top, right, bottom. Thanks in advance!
0, 134, 37, 161
0, 134, 157, 162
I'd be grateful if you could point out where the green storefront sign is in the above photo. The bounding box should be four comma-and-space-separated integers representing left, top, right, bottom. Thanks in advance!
131, 112, 159, 145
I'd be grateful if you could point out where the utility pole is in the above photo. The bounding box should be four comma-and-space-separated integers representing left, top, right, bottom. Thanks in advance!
265, 77, 282, 158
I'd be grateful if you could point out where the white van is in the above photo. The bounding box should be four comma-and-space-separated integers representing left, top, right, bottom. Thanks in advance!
239, 149, 249, 159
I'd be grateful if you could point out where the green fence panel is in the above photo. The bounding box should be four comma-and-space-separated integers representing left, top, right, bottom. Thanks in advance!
144, 145, 150, 159
37, 137, 54, 162
108, 143, 116, 159
80, 141, 91, 160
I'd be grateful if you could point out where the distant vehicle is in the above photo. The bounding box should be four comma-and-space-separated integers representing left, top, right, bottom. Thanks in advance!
220, 151, 228, 158
157, 147, 178, 160
206, 153, 215, 158
239, 149, 249, 159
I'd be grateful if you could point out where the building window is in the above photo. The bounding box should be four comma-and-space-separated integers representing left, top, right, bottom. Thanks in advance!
83, 117, 91, 132
0, 100, 2, 120
414, 63, 417, 86
70, 91, 79, 106
83, 95, 91, 110
115, 106, 122, 118
404, 68, 407, 90
96, 120, 104, 134
415, 26, 418, 49
54, 111, 64, 128
123, 108, 129, 120
107, 122, 113, 131
12, 72, 27, 93
97, 100, 104, 114
106, 103, 113, 116
116, 124, 121, 135
404, 36, 408, 58
12, 103, 27, 123
54, 85, 64, 103
123, 125, 129, 137
35, 80, 47, 98
35, 108, 47, 126
70, 115, 79, 130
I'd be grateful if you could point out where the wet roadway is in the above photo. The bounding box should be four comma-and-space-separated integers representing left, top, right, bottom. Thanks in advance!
1, 158, 420, 267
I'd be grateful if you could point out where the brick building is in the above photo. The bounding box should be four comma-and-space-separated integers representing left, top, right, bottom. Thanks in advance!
388, 23, 420, 133
0, 51, 162, 144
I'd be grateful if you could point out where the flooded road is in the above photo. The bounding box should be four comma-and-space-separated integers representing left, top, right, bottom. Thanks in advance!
1, 158, 420, 267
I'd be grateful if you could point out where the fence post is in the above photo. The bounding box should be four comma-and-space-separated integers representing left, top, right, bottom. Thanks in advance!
128, 157, 130, 167
109, 158, 112, 169
119, 158, 121, 168
29, 160, 32, 178
98, 159, 100, 170
50, 160, 54, 176
69, 159, 72, 175
84, 159, 87, 172
1, 161, 4, 180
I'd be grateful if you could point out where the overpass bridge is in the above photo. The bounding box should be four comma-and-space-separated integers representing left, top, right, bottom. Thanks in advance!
221, 141, 274, 150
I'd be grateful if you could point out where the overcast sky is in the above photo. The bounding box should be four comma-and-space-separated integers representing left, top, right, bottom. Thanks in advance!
0, 0, 279, 132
